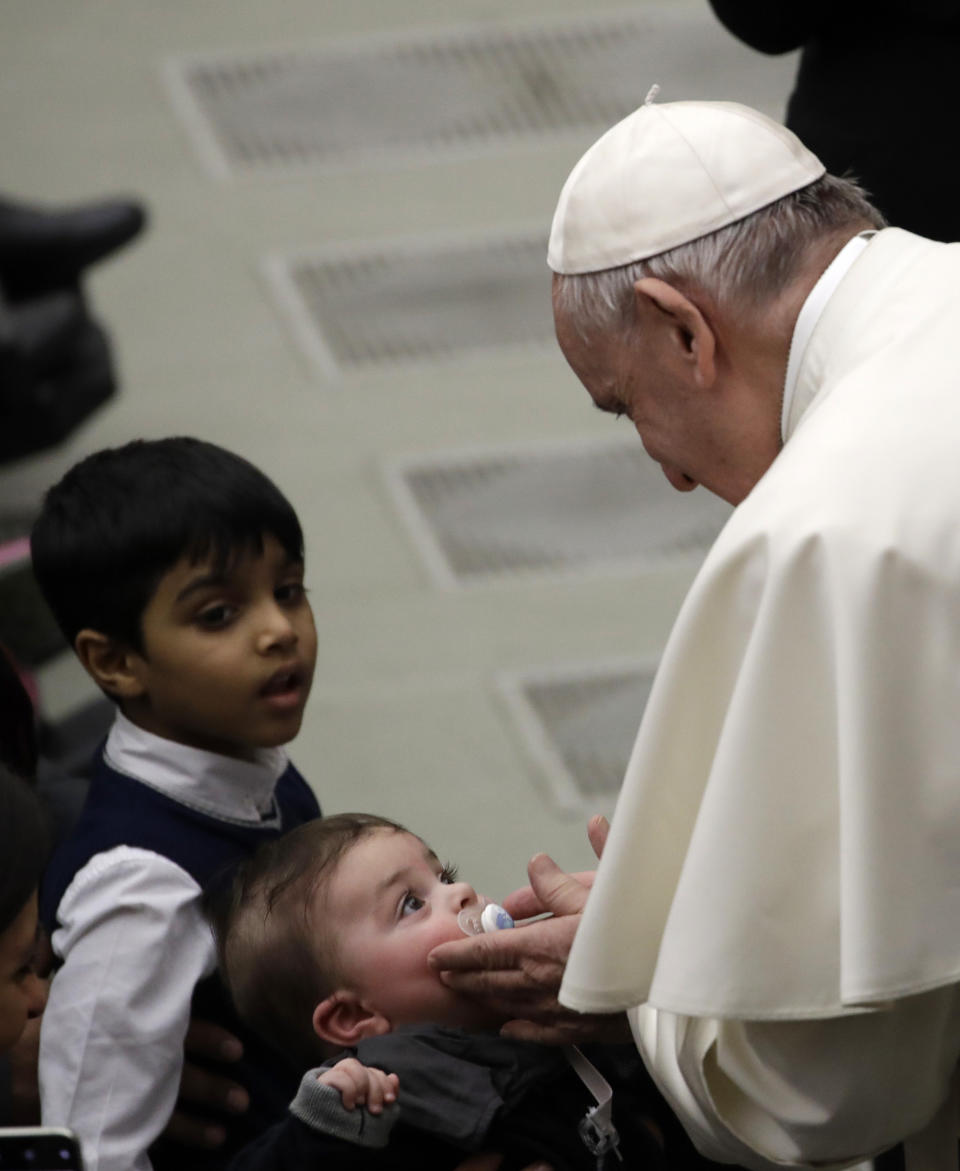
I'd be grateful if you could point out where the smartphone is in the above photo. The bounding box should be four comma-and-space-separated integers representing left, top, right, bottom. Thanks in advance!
0, 1129, 83, 1170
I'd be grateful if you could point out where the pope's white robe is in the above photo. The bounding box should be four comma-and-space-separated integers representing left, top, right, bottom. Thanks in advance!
559, 228, 960, 1168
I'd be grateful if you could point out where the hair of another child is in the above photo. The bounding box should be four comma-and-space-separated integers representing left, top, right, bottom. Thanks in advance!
0, 764, 48, 935
206, 813, 408, 1066
30, 437, 304, 653
0, 645, 38, 781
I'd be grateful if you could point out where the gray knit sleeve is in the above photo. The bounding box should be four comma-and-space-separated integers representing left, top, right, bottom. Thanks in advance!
289, 1069, 399, 1149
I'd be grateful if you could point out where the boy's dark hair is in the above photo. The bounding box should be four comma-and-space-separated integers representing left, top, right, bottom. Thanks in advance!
205, 813, 407, 1067
30, 437, 304, 653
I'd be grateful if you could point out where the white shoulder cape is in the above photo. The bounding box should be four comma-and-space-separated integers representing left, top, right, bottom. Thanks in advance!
560, 229, 960, 1019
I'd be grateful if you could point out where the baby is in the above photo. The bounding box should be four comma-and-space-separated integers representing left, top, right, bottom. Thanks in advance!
209, 814, 687, 1170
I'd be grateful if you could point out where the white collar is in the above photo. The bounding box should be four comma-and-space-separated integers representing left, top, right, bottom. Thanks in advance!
781, 232, 876, 443
104, 710, 288, 826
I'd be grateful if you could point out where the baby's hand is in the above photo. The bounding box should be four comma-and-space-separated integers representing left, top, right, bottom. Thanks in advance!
317, 1058, 399, 1114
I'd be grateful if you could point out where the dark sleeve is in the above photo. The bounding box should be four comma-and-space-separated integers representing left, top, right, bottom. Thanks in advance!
706, 0, 955, 51
226, 1080, 466, 1171
288, 1071, 396, 1146
705, 2, 817, 53
226, 1115, 391, 1171
226, 1072, 397, 1170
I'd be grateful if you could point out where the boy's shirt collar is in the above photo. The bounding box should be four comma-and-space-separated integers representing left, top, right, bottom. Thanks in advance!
104, 710, 288, 826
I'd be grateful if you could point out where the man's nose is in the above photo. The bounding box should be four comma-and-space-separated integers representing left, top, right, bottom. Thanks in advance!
661, 463, 698, 492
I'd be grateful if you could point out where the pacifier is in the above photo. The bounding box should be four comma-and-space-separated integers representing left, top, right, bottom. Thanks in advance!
458, 896, 515, 936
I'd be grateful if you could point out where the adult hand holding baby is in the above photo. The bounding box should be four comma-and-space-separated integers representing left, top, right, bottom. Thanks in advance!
429, 816, 630, 1045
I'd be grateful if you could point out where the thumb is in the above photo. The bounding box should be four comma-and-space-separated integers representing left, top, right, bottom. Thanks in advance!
587, 814, 610, 861
527, 853, 590, 917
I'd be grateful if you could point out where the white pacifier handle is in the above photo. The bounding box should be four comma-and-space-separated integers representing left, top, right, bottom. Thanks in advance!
458, 898, 515, 936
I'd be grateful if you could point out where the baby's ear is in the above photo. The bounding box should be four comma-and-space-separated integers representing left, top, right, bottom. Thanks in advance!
74, 630, 145, 699
312, 992, 391, 1048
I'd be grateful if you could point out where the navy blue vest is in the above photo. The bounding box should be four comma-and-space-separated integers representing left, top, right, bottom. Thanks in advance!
41, 747, 321, 1171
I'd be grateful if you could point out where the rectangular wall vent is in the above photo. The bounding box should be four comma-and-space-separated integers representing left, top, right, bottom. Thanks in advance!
498, 660, 656, 813
264, 228, 552, 375
386, 437, 732, 585
165, 10, 793, 176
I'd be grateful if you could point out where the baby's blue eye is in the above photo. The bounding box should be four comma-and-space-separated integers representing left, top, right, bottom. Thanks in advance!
400, 893, 424, 917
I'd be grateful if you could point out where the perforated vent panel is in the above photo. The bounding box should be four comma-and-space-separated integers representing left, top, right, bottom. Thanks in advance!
265, 230, 552, 373
498, 661, 655, 811
388, 438, 731, 584
166, 10, 792, 175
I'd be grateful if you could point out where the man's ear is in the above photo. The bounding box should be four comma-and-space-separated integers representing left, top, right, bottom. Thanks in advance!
633, 277, 717, 389
74, 629, 146, 700
312, 991, 391, 1048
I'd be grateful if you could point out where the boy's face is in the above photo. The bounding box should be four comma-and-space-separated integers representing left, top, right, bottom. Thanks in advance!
319, 829, 502, 1032
125, 534, 317, 760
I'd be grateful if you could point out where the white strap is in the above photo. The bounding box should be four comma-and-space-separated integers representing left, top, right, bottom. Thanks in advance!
566, 1045, 622, 1164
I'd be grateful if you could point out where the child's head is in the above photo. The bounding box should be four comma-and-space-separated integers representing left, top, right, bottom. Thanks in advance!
209, 814, 501, 1063
30, 438, 316, 759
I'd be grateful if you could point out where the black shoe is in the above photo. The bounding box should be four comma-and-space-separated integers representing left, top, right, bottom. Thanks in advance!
0, 194, 147, 300
0, 290, 117, 463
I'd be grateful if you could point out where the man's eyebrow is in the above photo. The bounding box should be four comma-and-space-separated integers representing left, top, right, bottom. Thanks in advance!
174, 573, 228, 605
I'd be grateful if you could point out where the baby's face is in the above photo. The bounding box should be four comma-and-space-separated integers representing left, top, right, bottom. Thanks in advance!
318, 829, 501, 1031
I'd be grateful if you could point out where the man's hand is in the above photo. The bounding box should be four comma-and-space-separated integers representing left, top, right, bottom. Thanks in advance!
429, 817, 629, 1045
163, 1020, 249, 1150
318, 1058, 399, 1114
501, 814, 609, 921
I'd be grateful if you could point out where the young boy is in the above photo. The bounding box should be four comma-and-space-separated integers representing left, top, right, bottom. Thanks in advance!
210, 814, 698, 1171
30, 438, 321, 1171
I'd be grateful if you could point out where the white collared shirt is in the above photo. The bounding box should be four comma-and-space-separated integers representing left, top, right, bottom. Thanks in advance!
39, 713, 291, 1171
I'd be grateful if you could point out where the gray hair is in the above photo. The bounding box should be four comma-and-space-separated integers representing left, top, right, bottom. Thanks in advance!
553, 173, 886, 339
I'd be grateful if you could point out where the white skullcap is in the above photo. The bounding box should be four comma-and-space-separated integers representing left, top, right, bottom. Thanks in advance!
548, 90, 825, 275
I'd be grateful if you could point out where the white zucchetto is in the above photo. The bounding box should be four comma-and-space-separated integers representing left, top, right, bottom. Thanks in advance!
548, 92, 825, 275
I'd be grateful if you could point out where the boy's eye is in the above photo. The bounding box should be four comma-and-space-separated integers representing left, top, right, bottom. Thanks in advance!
439, 863, 459, 885
275, 582, 306, 606
400, 892, 425, 917
195, 604, 235, 630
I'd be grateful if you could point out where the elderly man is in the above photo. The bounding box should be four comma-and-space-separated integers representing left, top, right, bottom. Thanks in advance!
431, 93, 960, 1170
